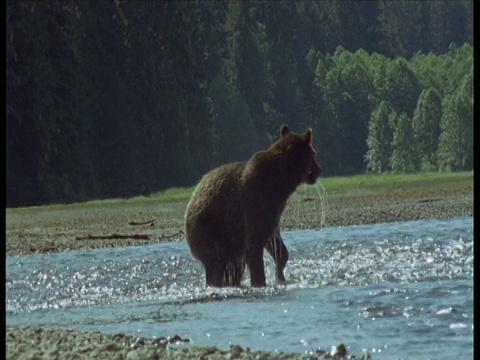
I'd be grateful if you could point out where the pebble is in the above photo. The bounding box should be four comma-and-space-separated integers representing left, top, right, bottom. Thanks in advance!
6, 327, 375, 360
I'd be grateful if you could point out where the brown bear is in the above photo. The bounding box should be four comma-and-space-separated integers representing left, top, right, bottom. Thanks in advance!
184, 124, 321, 287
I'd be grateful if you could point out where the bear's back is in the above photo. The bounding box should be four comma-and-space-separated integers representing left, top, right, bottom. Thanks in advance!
186, 162, 245, 214
185, 162, 247, 227
185, 162, 247, 261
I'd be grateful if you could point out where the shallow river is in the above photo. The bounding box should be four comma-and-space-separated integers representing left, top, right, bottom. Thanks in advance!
6, 217, 473, 360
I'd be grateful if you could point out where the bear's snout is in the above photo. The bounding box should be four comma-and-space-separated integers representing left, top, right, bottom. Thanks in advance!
305, 161, 321, 184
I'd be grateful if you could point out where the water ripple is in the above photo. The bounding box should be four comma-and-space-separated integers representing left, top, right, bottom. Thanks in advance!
5, 217, 473, 360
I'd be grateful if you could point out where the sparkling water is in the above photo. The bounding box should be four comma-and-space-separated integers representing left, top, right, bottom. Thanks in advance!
6, 217, 473, 360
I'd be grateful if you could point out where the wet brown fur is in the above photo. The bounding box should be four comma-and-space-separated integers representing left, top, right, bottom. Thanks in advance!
184, 125, 321, 287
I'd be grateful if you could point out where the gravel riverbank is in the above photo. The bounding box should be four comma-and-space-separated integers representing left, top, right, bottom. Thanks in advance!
6, 327, 371, 360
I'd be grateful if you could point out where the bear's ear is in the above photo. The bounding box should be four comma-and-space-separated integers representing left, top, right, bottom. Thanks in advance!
280, 124, 290, 137
304, 128, 313, 144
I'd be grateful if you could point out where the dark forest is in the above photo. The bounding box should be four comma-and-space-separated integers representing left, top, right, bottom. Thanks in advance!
6, 0, 473, 207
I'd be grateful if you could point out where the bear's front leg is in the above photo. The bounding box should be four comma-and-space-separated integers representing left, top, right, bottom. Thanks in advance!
246, 246, 266, 287
265, 229, 289, 283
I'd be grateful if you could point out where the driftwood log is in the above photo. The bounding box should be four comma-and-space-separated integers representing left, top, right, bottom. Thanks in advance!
76, 233, 149, 241
128, 219, 155, 226
75, 230, 183, 241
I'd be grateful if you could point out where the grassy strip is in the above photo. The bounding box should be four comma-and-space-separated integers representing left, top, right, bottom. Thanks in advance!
6, 171, 473, 214
297, 171, 473, 198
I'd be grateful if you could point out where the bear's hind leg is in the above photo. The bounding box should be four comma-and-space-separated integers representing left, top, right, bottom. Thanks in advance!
223, 261, 245, 287
204, 259, 227, 287
265, 229, 289, 283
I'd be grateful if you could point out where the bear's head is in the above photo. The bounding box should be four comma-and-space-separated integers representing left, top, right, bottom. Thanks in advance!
277, 124, 321, 185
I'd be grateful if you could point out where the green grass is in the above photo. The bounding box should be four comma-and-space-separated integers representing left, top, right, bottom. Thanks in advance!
298, 170, 473, 198
148, 186, 196, 202
6, 171, 473, 214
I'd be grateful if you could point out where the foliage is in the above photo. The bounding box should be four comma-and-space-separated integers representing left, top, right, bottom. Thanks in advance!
390, 112, 420, 173
318, 47, 375, 175
382, 57, 422, 117
411, 87, 443, 171
6, 0, 473, 207
437, 70, 473, 171
364, 101, 395, 173
207, 75, 259, 166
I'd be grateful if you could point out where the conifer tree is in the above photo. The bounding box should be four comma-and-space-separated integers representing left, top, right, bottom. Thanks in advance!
365, 101, 395, 173
411, 87, 442, 170
390, 113, 420, 173
437, 71, 473, 171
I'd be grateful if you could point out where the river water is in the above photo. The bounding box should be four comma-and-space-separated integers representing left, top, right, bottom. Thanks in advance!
6, 217, 473, 360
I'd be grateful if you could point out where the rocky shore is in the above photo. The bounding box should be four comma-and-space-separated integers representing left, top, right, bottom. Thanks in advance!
6, 327, 372, 360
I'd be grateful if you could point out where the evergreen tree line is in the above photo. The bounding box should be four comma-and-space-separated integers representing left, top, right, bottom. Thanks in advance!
6, 0, 473, 207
